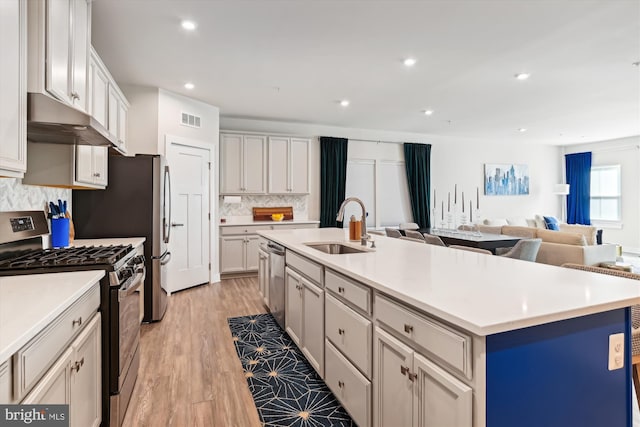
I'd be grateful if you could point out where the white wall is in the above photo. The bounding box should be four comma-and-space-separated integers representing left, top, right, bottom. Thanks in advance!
221, 117, 563, 223
563, 136, 640, 252
120, 85, 222, 280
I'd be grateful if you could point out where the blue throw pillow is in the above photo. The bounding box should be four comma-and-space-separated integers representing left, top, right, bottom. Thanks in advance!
543, 216, 560, 230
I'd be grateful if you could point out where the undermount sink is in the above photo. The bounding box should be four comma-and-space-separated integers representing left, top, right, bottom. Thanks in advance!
304, 242, 371, 254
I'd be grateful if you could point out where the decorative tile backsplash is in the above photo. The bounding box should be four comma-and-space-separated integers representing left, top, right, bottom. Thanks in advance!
219, 195, 308, 219
0, 178, 70, 212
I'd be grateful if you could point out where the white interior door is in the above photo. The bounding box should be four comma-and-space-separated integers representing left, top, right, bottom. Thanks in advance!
166, 140, 210, 293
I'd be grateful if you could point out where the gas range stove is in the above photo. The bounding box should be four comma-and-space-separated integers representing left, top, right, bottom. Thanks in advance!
0, 244, 134, 270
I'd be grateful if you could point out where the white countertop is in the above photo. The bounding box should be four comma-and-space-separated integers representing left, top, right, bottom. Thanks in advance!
259, 228, 640, 336
0, 270, 105, 363
72, 237, 145, 249
220, 218, 319, 226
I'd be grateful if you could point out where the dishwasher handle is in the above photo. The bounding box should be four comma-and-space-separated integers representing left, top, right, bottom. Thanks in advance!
267, 243, 285, 256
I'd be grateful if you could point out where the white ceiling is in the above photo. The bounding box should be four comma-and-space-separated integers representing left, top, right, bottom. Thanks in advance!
91, 0, 640, 145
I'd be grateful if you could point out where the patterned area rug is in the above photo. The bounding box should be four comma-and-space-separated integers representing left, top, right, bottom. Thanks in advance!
228, 313, 355, 426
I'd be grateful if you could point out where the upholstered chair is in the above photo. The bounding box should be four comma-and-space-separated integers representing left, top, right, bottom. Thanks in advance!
498, 238, 542, 262
422, 234, 447, 247
404, 230, 425, 240
385, 228, 402, 238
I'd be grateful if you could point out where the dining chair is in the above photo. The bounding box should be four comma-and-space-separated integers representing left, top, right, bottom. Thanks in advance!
422, 233, 447, 247
399, 236, 425, 243
385, 228, 402, 238
448, 245, 492, 255
398, 222, 420, 230
404, 230, 425, 240
561, 263, 640, 410
498, 238, 541, 262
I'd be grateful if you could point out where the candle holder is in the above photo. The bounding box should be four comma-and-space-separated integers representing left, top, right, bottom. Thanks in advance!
446, 212, 455, 231
431, 208, 438, 232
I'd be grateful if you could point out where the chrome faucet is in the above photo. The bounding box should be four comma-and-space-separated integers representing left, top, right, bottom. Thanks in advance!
336, 197, 369, 246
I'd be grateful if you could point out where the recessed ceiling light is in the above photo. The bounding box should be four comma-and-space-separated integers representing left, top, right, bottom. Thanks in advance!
514, 73, 530, 80
403, 58, 417, 67
181, 20, 196, 31
518, 128, 527, 132
423, 110, 434, 116
184, 82, 195, 90
340, 100, 350, 107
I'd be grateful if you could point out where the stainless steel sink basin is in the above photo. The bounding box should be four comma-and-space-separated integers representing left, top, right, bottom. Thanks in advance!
304, 242, 370, 254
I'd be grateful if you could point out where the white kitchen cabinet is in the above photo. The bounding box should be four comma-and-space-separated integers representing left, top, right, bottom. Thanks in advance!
285, 268, 303, 346
107, 84, 129, 153
220, 235, 260, 273
0, 0, 27, 178
23, 313, 101, 427
413, 352, 472, 427
373, 327, 413, 427
89, 46, 129, 154
258, 245, 270, 307
28, 0, 91, 112
88, 48, 109, 128
373, 327, 472, 427
220, 133, 267, 194
268, 136, 310, 194
285, 264, 324, 377
24, 143, 107, 189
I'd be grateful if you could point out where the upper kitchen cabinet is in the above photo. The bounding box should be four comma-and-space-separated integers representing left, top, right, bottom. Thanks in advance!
268, 137, 310, 194
0, 0, 27, 178
220, 133, 267, 194
27, 0, 91, 113
89, 47, 129, 154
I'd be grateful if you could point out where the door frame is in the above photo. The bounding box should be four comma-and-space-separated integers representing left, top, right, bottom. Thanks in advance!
164, 134, 220, 284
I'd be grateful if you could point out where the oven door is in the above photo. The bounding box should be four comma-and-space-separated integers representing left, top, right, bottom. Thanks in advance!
110, 266, 144, 393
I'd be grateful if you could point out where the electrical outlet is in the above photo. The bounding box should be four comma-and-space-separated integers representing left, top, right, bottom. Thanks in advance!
608, 333, 625, 371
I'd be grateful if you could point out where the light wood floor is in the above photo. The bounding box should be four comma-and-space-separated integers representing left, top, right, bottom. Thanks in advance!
122, 277, 264, 427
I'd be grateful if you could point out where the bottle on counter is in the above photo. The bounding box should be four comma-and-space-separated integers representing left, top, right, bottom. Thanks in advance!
349, 215, 361, 241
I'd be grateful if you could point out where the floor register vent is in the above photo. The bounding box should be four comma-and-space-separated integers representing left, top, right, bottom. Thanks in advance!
181, 112, 201, 128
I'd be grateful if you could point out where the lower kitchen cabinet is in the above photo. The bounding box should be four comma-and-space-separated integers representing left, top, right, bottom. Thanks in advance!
373, 327, 472, 427
285, 266, 324, 377
220, 235, 259, 273
258, 244, 269, 307
23, 313, 101, 427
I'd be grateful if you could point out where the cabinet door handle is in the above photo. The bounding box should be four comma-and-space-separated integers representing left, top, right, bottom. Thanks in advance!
404, 324, 413, 333
171, 223, 185, 227
72, 317, 83, 327
78, 357, 85, 368
338, 328, 345, 335
93, 172, 101, 177
338, 380, 344, 388
338, 287, 345, 293
408, 372, 418, 382
400, 365, 410, 376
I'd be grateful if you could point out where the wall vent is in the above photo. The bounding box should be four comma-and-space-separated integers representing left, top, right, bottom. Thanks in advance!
181, 112, 201, 128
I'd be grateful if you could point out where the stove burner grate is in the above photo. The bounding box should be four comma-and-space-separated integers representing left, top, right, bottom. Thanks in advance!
0, 244, 134, 270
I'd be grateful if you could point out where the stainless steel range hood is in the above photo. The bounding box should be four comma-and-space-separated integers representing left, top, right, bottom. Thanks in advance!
27, 92, 115, 146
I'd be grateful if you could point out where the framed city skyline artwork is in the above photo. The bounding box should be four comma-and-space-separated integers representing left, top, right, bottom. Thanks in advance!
484, 163, 530, 196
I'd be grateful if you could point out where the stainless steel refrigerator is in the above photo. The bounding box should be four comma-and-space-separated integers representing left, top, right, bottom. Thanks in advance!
73, 154, 171, 322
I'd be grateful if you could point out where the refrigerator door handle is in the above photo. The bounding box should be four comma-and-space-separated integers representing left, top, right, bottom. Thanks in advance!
163, 165, 172, 244
160, 251, 171, 265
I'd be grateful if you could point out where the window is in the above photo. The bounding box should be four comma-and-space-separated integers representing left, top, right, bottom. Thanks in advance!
590, 165, 621, 221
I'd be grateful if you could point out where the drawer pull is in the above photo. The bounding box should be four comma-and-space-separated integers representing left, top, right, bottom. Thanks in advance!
408, 372, 418, 382
338, 380, 344, 388
338, 287, 345, 293
400, 365, 410, 376
403, 324, 413, 333
338, 328, 345, 335
72, 317, 83, 327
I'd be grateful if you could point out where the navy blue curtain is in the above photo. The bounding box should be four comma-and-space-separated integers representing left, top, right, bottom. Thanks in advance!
565, 152, 592, 225
319, 137, 348, 228
403, 143, 432, 228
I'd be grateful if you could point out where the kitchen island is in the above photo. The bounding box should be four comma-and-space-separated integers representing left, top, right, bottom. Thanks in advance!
259, 227, 640, 427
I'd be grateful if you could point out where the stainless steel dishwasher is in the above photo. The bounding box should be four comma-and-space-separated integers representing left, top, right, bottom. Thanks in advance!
267, 242, 286, 329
